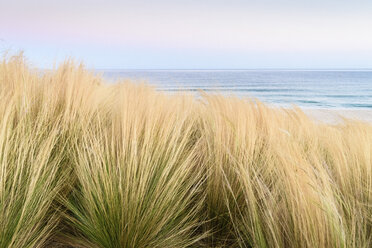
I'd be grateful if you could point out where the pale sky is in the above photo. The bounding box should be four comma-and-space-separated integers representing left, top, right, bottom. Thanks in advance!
1, 0, 372, 69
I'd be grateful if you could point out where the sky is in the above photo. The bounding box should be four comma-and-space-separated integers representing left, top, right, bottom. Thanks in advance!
1, 0, 372, 69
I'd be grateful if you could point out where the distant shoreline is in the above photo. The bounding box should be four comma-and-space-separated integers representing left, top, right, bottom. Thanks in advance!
304, 108, 372, 124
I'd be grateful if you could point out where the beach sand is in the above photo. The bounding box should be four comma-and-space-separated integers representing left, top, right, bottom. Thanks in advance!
304, 109, 372, 124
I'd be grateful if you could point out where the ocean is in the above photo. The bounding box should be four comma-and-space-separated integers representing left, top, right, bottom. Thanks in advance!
102, 70, 372, 109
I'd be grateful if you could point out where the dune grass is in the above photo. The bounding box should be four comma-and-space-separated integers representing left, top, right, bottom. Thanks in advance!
0, 55, 371, 247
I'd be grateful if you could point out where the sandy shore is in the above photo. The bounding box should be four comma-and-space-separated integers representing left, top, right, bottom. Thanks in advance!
304, 109, 372, 124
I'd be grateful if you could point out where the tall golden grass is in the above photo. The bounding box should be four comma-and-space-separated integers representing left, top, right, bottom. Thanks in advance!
0, 55, 371, 247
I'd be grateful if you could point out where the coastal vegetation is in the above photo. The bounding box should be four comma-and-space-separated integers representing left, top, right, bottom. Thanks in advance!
0, 55, 371, 247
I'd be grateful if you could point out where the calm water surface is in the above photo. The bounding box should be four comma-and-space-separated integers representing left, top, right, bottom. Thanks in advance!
102, 70, 372, 109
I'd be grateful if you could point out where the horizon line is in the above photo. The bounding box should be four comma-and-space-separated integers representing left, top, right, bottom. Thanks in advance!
92, 68, 372, 72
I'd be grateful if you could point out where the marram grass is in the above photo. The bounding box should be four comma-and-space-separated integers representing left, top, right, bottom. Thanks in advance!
0, 56, 371, 248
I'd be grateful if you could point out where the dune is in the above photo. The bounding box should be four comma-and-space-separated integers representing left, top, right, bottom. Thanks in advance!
0, 55, 371, 248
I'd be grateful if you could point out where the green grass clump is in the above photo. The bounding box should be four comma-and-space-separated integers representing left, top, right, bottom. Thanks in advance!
0, 55, 371, 247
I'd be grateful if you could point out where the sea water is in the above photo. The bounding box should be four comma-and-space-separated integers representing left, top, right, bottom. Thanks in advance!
102, 70, 372, 109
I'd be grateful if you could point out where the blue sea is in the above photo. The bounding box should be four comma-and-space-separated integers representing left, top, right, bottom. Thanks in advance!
102, 70, 372, 109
